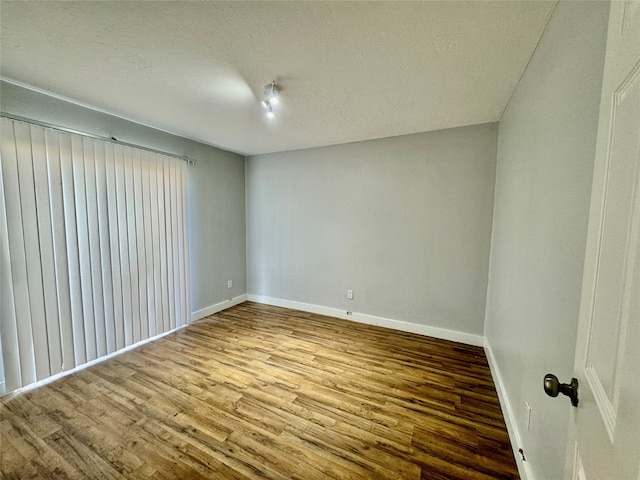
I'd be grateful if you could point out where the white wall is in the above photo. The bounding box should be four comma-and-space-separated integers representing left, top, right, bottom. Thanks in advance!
484, 2, 609, 479
247, 123, 497, 339
1, 80, 247, 317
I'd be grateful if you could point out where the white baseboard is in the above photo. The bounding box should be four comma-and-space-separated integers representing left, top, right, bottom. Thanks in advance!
247, 294, 484, 347
484, 338, 534, 480
4, 296, 248, 399
4, 321, 192, 399
191, 294, 247, 322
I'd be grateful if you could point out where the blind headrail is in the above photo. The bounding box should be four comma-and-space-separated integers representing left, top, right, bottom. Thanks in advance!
0, 112, 197, 165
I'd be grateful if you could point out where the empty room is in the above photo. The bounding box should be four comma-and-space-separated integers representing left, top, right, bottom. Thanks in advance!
1, 1, 638, 479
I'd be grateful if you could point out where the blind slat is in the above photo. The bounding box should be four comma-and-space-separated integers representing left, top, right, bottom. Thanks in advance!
83, 138, 107, 359
95, 140, 115, 354
14, 123, 50, 381
181, 164, 191, 325
59, 132, 87, 366
150, 154, 162, 336
31, 126, 63, 376
72, 134, 97, 362
133, 150, 148, 341
176, 159, 186, 327
115, 145, 133, 348
157, 157, 170, 333
0, 123, 23, 393
141, 151, 156, 337
125, 148, 140, 345
45, 129, 76, 372
164, 156, 175, 330
105, 142, 125, 352
181, 161, 190, 325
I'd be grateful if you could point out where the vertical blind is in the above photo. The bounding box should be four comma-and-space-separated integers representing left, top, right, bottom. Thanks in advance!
0, 117, 190, 396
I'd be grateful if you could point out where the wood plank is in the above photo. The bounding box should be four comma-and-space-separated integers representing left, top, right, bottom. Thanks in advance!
0, 302, 519, 479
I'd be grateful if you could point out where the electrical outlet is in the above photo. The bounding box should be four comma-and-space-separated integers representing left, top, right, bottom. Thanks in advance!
347, 289, 354, 300
227, 280, 232, 289
525, 401, 532, 431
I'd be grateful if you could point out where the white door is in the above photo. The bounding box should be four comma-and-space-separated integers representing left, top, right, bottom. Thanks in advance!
564, 1, 640, 479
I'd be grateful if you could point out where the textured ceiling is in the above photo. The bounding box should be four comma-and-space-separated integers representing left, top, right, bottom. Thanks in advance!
1, 1, 555, 156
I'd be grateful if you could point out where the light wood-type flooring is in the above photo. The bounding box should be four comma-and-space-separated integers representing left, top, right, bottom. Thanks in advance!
1, 302, 519, 479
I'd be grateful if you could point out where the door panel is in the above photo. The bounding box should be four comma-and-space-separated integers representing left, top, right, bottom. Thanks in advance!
567, 1, 640, 479
585, 56, 640, 440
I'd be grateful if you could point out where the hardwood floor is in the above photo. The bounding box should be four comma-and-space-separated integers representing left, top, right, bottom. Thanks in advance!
0, 302, 519, 479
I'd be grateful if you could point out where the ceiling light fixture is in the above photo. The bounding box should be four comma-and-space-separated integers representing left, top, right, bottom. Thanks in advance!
261, 81, 280, 119
264, 81, 280, 105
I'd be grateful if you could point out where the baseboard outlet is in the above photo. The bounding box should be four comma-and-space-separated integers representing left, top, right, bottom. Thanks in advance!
191, 294, 248, 322
247, 294, 484, 347
484, 338, 534, 480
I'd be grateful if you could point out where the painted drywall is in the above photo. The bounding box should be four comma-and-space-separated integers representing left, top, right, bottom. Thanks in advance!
484, 2, 609, 479
0, 80, 247, 316
247, 123, 497, 337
